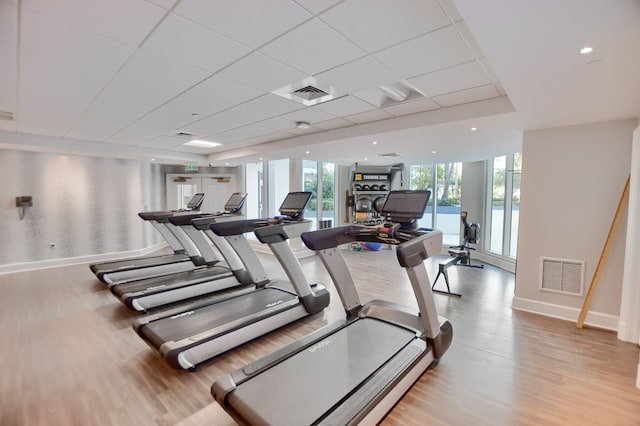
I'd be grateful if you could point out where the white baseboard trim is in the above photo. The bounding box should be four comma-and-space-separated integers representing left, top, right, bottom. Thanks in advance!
0, 242, 167, 275
512, 296, 619, 331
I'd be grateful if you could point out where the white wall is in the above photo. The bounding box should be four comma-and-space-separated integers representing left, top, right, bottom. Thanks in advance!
513, 119, 637, 329
0, 148, 164, 270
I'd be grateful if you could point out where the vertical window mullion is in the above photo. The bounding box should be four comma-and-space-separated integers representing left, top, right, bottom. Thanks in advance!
503, 154, 514, 255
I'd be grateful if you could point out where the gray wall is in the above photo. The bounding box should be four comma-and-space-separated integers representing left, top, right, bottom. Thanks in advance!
0, 149, 164, 266
514, 118, 637, 324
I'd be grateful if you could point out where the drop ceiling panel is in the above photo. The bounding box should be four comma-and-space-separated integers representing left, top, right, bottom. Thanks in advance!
408, 60, 491, 97
18, 10, 135, 137
344, 109, 393, 124
313, 95, 376, 116
185, 103, 272, 136
192, 74, 264, 105
173, 0, 312, 49
67, 49, 210, 141
108, 85, 240, 144
0, 0, 17, 116
374, 25, 474, 79
140, 135, 185, 149
22, 0, 165, 46
257, 117, 299, 132
383, 98, 441, 116
432, 84, 500, 107
315, 56, 399, 94
211, 124, 274, 144
147, 0, 178, 10
313, 117, 356, 130
455, 21, 485, 59
242, 94, 305, 116
281, 107, 336, 124
293, 0, 342, 14
218, 52, 307, 93
141, 13, 251, 73
438, 0, 463, 22
259, 18, 365, 75
319, 0, 451, 52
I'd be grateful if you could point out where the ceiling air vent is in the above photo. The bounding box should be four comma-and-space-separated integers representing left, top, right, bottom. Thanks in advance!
272, 78, 342, 106
174, 131, 196, 138
292, 85, 330, 101
379, 152, 402, 158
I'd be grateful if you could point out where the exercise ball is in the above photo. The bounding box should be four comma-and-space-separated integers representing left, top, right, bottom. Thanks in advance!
373, 196, 386, 213
356, 197, 372, 212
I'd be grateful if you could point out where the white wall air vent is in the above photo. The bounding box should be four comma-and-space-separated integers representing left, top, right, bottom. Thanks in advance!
539, 257, 585, 296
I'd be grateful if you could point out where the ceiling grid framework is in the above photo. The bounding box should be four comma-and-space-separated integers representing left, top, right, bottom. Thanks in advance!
0, 0, 637, 165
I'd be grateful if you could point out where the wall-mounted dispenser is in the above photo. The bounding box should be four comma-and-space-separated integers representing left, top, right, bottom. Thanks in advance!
16, 196, 33, 220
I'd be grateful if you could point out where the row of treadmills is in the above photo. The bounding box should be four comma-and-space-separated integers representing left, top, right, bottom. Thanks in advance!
90, 189, 452, 425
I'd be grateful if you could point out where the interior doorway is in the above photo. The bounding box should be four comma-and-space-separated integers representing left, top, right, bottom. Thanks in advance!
166, 174, 237, 213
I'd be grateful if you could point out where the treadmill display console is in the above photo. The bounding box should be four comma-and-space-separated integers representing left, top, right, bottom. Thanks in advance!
186, 193, 205, 210
223, 192, 247, 213
381, 190, 430, 225
279, 191, 312, 219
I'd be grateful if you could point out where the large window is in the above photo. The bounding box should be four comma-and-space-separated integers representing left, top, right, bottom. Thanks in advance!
302, 160, 335, 230
486, 153, 521, 258
410, 162, 461, 245
510, 153, 522, 257
488, 156, 506, 253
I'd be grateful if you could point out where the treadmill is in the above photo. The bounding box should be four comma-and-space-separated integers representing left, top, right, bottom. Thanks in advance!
90, 193, 208, 284
211, 190, 453, 426
112, 193, 264, 312
133, 191, 330, 370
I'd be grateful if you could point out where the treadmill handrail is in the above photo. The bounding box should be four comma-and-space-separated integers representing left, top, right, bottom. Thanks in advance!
168, 212, 212, 227
191, 214, 241, 230
210, 218, 297, 237
301, 224, 424, 251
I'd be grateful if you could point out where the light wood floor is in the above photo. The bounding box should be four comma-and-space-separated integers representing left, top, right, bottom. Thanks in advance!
1, 248, 639, 425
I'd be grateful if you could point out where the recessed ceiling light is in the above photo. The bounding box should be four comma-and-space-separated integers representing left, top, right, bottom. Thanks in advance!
364, 157, 368, 161
580, 46, 593, 55
372, 141, 378, 145
183, 139, 221, 148
432, 150, 437, 154
305, 150, 310, 154
225, 162, 229, 166
259, 157, 263, 161
296, 121, 310, 129
151, 158, 155, 161
470, 127, 477, 131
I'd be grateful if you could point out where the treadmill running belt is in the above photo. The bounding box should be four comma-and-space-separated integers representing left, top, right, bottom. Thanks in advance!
141, 287, 298, 347
227, 318, 417, 426
111, 265, 231, 297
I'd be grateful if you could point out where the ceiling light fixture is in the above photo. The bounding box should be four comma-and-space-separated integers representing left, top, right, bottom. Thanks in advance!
151, 158, 155, 161
470, 127, 477, 131
296, 121, 310, 129
183, 139, 221, 148
379, 85, 408, 102
580, 46, 593, 55
305, 150, 310, 154
364, 157, 368, 161
432, 150, 437, 154
372, 141, 378, 145
225, 162, 229, 166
